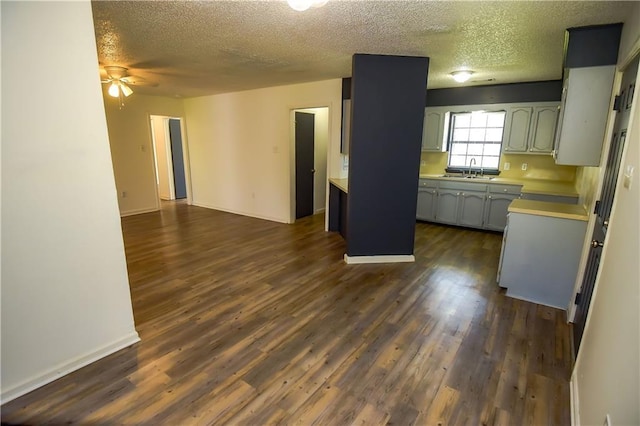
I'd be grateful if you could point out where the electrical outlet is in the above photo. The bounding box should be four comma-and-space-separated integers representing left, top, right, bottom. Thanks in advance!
604, 414, 611, 426
421, 160, 426, 166
504, 162, 510, 171
521, 163, 528, 171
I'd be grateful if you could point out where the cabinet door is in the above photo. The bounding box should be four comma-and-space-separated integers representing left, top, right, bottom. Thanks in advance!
529, 105, 559, 153
484, 194, 518, 231
435, 190, 459, 225
503, 107, 532, 153
458, 191, 486, 228
416, 188, 437, 221
422, 108, 446, 152
555, 66, 616, 166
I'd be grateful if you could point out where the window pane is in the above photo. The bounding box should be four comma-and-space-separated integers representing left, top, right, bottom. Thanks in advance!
486, 128, 504, 142
453, 128, 469, 142
469, 128, 486, 142
470, 113, 487, 127
484, 144, 501, 156
468, 144, 484, 156
451, 143, 467, 155
482, 156, 500, 168
455, 114, 471, 127
450, 155, 466, 167
487, 112, 506, 127
447, 111, 505, 171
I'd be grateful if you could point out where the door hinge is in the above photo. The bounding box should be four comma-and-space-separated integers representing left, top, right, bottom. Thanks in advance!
575, 292, 582, 305
613, 95, 623, 112
594, 200, 601, 214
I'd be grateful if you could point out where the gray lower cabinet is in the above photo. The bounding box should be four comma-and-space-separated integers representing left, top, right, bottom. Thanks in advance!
498, 211, 587, 309
520, 192, 578, 204
435, 189, 459, 225
458, 191, 486, 228
416, 187, 437, 221
417, 179, 522, 232
484, 184, 523, 231
484, 194, 518, 231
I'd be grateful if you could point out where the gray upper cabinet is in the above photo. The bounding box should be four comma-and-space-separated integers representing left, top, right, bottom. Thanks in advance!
503, 107, 532, 153
503, 103, 559, 154
553, 65, 616, 166
421, 108, 447, 152
529, 105, 559, 153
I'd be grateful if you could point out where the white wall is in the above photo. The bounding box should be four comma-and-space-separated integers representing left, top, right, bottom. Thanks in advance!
183, 80, 341, 223
573, 9, 640, 425
103, 93, 185, 216
150, 116, 173, 200
1, 1, 139, 403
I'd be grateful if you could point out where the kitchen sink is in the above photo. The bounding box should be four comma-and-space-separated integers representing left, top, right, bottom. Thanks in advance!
439, 174, 494, 180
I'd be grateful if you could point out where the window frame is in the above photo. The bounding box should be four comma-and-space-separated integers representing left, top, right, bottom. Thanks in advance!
444, 109, 507, 175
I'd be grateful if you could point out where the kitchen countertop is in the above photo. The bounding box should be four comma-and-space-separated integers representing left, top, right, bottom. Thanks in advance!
419, 174, 578, 197
329, 178, 348, 193
508, 199, 588, 221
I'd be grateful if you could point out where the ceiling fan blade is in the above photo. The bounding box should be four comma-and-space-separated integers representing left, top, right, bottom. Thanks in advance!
120, 81, 134, 97
121, 75, 158, 87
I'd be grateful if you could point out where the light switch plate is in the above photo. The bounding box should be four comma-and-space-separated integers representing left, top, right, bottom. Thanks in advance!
521, 163, 528, 171
504, 162, 510, 170
623, 165, 634, 189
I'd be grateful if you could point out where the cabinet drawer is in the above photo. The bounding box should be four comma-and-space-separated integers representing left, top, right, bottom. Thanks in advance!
419, 179, 439, 188
438, 181, 487, 192
489, 184, 522, 195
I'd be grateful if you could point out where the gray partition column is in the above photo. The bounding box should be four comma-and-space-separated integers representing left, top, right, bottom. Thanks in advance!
345, 54, 429, 263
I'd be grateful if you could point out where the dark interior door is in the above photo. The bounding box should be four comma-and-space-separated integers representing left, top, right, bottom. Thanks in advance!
169, 119, 187, 199
573, 56, 638, 354
295, 112, 315, 219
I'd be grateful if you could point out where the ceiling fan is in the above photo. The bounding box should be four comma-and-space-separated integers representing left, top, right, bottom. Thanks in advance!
100, 66, 151, 105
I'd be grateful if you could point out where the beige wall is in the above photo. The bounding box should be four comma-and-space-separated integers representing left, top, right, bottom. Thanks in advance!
573, 7, 640, 425
1, 1, 138, 402
183, 80, 341, 224
103, 92, 185, 215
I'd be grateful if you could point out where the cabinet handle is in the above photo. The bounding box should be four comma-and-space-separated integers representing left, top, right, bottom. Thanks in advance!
504, 189, 508, 192
488, 195, 492, 199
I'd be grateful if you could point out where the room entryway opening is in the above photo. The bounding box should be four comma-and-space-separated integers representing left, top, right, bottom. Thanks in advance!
290, 107, 329, 222
149, 115, 190, 202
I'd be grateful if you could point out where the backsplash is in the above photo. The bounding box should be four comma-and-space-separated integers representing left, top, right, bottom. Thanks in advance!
420, 152, 577, 182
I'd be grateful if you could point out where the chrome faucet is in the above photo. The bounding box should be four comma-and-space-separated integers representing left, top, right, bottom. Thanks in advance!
468, 158, 477, 176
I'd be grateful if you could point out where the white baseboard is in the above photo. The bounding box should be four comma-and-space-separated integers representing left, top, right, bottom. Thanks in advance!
344, 254, 415, 264
570, 371, 580, 426
191, 201, 289, 224
120, 207, 158, 217
0, 331, 140, 404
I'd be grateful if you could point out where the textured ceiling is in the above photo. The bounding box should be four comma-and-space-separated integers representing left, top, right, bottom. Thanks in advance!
92, 0, 636, 98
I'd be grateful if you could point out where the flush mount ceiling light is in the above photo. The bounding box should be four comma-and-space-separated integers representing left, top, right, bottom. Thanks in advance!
451, 70, 474, 83
287, 0, 328, 12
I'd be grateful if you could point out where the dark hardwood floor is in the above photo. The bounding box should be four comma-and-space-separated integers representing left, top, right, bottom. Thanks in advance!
1, 201, 572, 425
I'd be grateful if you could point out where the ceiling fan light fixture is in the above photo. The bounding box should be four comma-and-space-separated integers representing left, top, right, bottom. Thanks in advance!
451, 70, 473, 83
108, 81, 120, 97
120, 82, 134, 97
287, 0, 326, 11
287, 0, 312, 11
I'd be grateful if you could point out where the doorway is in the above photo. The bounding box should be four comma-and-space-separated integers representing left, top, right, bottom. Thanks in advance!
572, 55, 639, 354
291, 107, 329, 221
150, 115, 189, 202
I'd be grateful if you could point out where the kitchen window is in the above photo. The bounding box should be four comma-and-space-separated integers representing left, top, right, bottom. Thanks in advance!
447, 111, 506, 172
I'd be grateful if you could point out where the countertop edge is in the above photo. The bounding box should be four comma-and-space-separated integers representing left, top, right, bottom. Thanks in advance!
329, 178, 348, 193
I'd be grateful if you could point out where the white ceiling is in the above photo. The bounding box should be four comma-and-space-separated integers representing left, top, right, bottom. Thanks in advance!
91, 0, 636, 98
